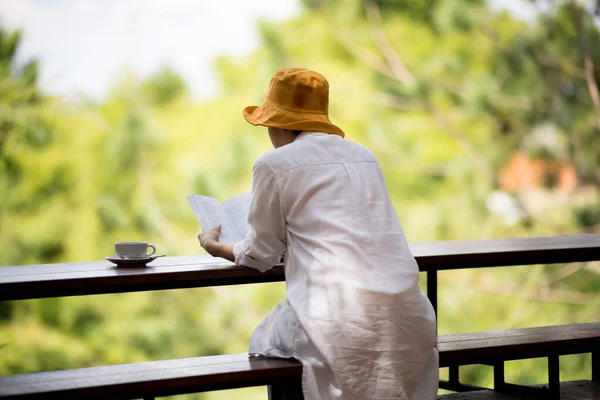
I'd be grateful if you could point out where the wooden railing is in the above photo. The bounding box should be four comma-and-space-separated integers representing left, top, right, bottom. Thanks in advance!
0, 234, 599, 399
2, 234, 599, 314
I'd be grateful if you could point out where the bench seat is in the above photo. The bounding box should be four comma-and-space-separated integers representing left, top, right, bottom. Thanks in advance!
0, 354, 301, 399
438, 322, 600, 366
1, 323, 598, 399
437, 322, 599, 397
438, 380, 600, 400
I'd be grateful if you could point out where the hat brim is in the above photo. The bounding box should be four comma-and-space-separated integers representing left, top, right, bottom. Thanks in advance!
243, 103, 345, 138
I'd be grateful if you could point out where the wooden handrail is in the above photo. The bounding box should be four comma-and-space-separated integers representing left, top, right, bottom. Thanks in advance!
0, 234, 598, 301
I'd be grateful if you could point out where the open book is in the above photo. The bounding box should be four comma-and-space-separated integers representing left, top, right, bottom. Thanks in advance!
187, 193, 252, 244
187, 193, 285, 263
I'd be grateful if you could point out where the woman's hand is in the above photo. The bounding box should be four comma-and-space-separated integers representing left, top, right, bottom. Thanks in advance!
198, 225, 222, 255
197, 225, 235, 262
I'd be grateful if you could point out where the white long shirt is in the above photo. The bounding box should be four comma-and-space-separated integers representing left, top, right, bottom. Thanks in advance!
233, 131, 438, 400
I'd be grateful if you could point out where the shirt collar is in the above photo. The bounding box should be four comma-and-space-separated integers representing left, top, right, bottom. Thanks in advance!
295, 131, 328, 141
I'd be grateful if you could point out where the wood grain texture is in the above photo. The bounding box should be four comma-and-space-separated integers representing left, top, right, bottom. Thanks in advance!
0, 354, 302, 399
439, 322, 600, 367
1, 323, 597, 398
437, 322, 600, 343
438, 380, 600, 399
1, 234, 598, 300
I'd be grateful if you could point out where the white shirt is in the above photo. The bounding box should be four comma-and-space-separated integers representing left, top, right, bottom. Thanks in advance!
233, 132, 438, 400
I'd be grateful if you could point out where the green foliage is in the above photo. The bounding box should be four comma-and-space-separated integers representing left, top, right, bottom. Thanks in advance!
0, 2, 599, 397
142, 67, 187, 106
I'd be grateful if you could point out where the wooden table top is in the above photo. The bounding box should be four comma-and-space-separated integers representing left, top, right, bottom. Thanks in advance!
1, 234, 598, 301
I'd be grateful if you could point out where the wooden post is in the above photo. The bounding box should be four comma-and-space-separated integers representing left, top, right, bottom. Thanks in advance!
593, 350, 599, 382
427, 269, 438, 331
493, 361, 507, 393
449, 365, 459, 385
547, 355, 560, 400
268, 378, 304, 400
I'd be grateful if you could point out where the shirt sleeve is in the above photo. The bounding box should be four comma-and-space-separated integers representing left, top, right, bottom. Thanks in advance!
233, 160, 286, 272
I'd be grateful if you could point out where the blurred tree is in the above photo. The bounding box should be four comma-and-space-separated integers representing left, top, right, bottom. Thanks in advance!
0, 26, 64, 265
0, 27, 41, 154
250, 0, 600, 236
0, 2, 599, 398
141, 67, 187, 107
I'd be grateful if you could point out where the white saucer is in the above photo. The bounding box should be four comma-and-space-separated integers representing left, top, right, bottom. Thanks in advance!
105, 255, 162, 267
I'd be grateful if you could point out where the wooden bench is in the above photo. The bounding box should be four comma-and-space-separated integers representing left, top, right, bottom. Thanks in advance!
438, 322, 600, 398
0, 354, 302, 400
438, 380, 600, 400
2, 323, 597, 399
2, 235, 598, 398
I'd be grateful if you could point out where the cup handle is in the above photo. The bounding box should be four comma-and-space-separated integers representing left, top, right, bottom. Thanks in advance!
146, 244, 157, 256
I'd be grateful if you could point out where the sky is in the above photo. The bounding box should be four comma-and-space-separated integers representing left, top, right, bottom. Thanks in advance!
0, 0, 541, 101
0, 0, 300, 100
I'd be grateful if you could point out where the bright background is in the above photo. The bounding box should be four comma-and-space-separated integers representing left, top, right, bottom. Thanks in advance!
0, 0, 599, 398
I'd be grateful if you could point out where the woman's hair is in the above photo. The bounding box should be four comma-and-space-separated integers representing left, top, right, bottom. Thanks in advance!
292, 130, 303, 135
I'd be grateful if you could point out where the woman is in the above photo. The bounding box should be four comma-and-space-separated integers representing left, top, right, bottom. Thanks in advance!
198, 68, 438, 400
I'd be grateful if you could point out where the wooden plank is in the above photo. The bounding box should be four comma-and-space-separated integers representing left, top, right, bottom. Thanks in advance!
410, 234, 600, 269
439, 323, 600, 367
439, 390, 520, 399
438, 322, 600, 342
0, 354, 302, 399
1, 234, 598, 301
1, 321, 598, 399
438, 380, 600, 399
0, 258, 285, 301
1, 355, 598, 399
0, 255, 226, 276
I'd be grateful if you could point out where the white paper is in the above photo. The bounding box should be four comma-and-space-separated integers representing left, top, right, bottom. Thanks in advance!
187, 192, 284, 263
187, 193, 253, 244
222, 192, 252, 241
187, 195, 240, 243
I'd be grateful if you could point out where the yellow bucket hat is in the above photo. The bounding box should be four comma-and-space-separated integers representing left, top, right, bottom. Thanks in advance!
243, 68, 345, 138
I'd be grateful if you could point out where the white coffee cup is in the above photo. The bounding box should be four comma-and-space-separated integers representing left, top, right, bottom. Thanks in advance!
115, 242, 156, 259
